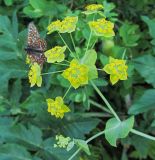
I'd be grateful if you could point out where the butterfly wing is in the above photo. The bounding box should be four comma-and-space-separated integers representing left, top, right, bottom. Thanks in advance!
27, 22, 47, 51
28, 53, 46, 67
26, 22, 46, 66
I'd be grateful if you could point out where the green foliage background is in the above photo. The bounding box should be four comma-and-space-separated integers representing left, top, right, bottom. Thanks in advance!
0, 0, 155, 159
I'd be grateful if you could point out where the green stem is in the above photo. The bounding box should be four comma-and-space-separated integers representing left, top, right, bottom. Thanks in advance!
90, 80, 121, 122
68, 81, 155, 160
91, 39, 97, 49
68, 127, 155, 160
68, 130, 105, 160
131, 129, 155, 141
77, 112, 112, 118
48, 15, 52, 25
89, 99, 111, 114
70, 33, 76, 51
58, 32, 76, 59
64, 59, 70, 64
41, 70, 64, 75
63, 85, 72, 99
122, 49, 126, 59
68, 149, 81, 160
70, 33, 79, 59
85, 13, 96, 54
85, 30, 92, 54
86, 130, 105, 143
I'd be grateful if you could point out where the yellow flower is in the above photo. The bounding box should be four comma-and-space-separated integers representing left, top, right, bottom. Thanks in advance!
103, 57, 128, 85
54, 135, 71, 148
26, 55, 31, 64
47, 16, 78, 34
62, 59, 89, 89
85, 4, 104, 13
28, 62, 42, 87
59, 16, 78, 33
85, 4, 104, 11
47, 20, 62, 34
83, 4, 104, 15
44, 46, 66, 63
47, 96, 70, 119
89, 18, 115, 37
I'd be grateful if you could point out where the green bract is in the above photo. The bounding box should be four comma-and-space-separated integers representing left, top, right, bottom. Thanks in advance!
105, 116, 135, 147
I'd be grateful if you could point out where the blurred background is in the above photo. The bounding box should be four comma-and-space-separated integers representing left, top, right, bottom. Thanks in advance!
0, 0, 155, 159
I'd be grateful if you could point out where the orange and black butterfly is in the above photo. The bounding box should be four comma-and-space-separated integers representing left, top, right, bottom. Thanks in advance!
25, 22, 46, 67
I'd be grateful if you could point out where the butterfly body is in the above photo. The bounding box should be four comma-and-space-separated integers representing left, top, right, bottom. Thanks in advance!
24, 47, 43, 54
25, 22, 46, 66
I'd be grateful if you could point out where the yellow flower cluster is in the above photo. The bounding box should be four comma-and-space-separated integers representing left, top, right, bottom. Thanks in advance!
83, 4, 104, 15
85, 4, 104, 11
60, 16, 78, 33
28, 62, 42, 87
47, 20, 62, 34
44, 46, 66, 63
103, 57, 128, 85
62, 59, 89, 89
54, 135, 71, 148
89, 18, 115, 37
47, 96, 70, 119
47, 16, 78, 34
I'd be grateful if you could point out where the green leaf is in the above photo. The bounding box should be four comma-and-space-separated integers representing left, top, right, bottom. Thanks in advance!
20, 92, 46, 114
81, 49, 98, 80
61, 118, 100, 139
0, 124, 43, 150
0, 143, 32, 160
29, 0, 46, 9
0, 16, 19, 60
12, 10, 18, 40
119, 22, 140, 47
129, 89, 155, 115
0, 59, 27, 96
131, 136, 150, 159
151, 120, 155, 127
42, 138, 76, 160
23, 0, 46, 18
23, 0, 66, 18
67, 141, 75, 151
57, 74, 70, 88
103, 1, 118, 21
81, 49, 97, 65
4, 0, 13, 6
74, 139, 91, 155
141, 16, 155, 39
105, 116, 134, 147
69, 89, 87, 103
88, 65, 98, 80
92, 78, 108, 87
100, 54, 109, 66
23, 6, 43, 18
133, 54, 155, 87
148, 141, 155, 159
10, 79, 22, 106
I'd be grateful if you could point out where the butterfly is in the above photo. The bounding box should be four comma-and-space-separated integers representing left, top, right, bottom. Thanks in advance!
25, 22, 47, 67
